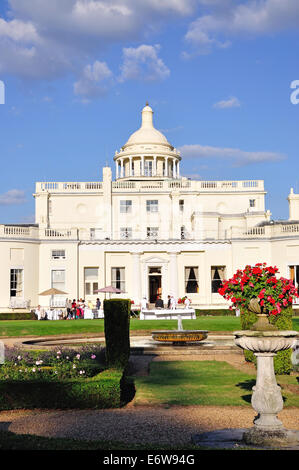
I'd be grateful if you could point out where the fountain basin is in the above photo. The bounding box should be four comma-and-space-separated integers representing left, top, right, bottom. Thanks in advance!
234, 330, 298, 353
152, 330, 208, 344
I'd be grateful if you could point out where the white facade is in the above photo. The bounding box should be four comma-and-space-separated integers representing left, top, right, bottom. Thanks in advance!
1, 104, 299, 311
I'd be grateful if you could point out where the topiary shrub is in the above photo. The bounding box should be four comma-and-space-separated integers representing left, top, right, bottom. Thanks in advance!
103, 298, 130, 370
240, 306, 294, 374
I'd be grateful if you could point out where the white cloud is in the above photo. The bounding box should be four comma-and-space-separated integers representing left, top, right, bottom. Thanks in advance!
74, 60, 113, 99
213, 96, 241, 109
185, 0, 299, 53
179, 144, 286, 167
0, 189, 26, 205
0, 0, 191, 83
119, 44, 170, 82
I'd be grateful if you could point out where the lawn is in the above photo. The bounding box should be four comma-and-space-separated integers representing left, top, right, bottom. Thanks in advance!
1, 316, 298, 337
133, 361, 299, 407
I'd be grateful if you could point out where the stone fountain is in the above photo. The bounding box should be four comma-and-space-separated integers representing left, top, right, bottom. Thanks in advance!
234, 329, 298, 447
152, 313, 208, 345
192, 298, 299, 449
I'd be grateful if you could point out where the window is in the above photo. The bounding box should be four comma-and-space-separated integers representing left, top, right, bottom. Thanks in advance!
144, 160, 153, 176
120, 200, 132, 213
147, 227, 158, 239
146, 200, 158, 212
185, 267, 199, 293
112, 267, 125, 291
211, 266, 226, 293
179, 200, 184, 212
249, 199, 256, 208
51, 270, 65, 291
10, 269, 23, 298
51, 250, 66, 260
289, 265, 299, 291
120, 227, 132, 239
84, 268, 98, 296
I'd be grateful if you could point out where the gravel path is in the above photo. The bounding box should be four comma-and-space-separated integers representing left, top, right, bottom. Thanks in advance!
0, 352, 298, 447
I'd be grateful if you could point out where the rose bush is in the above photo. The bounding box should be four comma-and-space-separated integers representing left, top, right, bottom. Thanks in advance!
218, 263, 299, 315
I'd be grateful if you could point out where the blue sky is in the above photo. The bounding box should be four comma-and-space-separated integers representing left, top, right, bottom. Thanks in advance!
0, 0, 299, 223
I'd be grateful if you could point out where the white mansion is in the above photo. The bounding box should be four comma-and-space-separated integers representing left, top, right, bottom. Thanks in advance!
1, 103, 299, 312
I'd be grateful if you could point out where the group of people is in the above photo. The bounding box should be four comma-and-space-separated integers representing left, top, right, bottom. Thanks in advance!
65, 298, 102, 319
34, 297, 102, 320
141, 295, 191, 310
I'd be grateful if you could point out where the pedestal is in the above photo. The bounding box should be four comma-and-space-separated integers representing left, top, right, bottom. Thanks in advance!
234, 330, 299, 448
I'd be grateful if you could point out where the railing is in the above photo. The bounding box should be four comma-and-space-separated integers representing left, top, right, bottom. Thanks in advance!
0, 226, 39, 238
9, 299, 31, 309
36, 179, 264, 193
2, 222, 299, 242
36, 182, 103, 192
43, 228, 78, 239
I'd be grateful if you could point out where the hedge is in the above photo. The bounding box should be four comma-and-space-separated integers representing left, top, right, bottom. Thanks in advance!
0, 312, 37, 321
195, 309, 234, 317
104, 299, 131, 369
0, 369, 123, 410
240, 306, 294, 375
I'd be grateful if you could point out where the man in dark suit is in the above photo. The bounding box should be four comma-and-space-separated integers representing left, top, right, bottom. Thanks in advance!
155, 295, 164, 309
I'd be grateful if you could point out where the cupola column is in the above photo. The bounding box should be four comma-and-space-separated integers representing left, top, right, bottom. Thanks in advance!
115, 161, 119, 179
177, 161, 180, 178
153, 156, 157, 176
141, 155, 145, 176
129, 156, 132, 177
173, 158, 176, 179
120, 158, 124, 178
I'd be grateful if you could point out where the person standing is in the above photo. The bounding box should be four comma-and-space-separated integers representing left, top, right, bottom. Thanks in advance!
141, 297, 148, 311
167, 295, 171, 309
96, 298, 101, 310
170, 296, 176, 310
184, 297, 191, 309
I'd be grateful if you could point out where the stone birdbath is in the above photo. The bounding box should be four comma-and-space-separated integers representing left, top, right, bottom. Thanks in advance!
234, 299, 299, 448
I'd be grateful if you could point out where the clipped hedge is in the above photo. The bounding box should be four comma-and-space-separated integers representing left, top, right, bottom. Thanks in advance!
0, 312, 37, 321
0, 369, 123, 410
104, 298, 130, 369
195, 309, 233, 317
240, 306, 294, 375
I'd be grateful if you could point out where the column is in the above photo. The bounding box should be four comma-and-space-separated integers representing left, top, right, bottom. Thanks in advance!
132, 252, 142, 304
165, 157, 169, 177
173, 158, 176, 179
168, 252, 179, 300
153, 156, 157, 176
141, 155, 144, 176
129, 156, 132, 177
120, 158, 124, 178
177, 161, 180, 178
116, 161, 119, 179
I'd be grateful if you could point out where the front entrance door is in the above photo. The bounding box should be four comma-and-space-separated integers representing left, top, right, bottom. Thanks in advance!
149, 274, 162, 303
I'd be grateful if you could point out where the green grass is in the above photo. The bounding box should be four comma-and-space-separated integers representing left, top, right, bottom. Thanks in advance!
0, 316, 298, 337
133, 361, 299, 407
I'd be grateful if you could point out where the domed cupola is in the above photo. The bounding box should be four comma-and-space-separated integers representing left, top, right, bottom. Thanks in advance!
114, 103, 181, 180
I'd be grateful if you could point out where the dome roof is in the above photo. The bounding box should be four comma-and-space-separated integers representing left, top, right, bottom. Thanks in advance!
124, 104, 172, 148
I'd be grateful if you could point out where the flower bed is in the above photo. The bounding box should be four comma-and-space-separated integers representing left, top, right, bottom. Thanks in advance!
0, 345, 125, 409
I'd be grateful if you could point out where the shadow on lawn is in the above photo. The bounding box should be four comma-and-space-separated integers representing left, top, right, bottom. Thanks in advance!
236, 379, 255, 404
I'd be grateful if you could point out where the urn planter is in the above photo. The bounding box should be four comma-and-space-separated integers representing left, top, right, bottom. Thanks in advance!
234, 329, 299, 447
